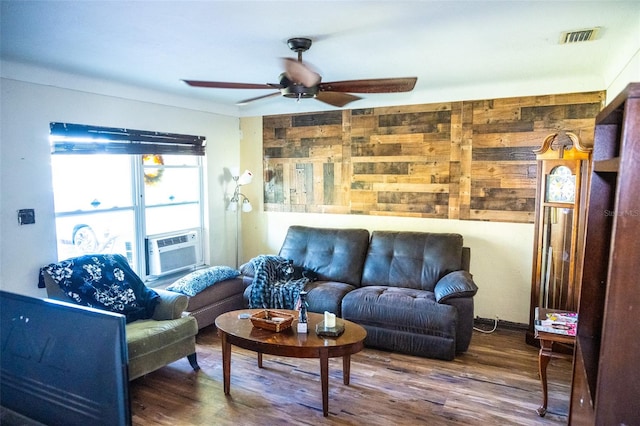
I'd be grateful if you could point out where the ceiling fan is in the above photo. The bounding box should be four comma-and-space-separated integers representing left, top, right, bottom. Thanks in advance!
183, 37, 417, 108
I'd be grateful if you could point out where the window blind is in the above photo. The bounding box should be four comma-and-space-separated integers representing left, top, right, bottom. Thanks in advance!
50, 122, 206, 155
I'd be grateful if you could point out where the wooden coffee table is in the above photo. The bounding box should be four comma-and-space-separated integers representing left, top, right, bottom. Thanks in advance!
215, 309, 367, 417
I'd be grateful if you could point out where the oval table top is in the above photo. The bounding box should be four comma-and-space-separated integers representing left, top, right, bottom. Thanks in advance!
215, 309, 367, 358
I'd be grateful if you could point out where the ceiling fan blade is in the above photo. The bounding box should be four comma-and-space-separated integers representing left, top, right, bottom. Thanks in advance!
318, 77, 417, 94
315, 91, 362, 108
183, 80, 282, 89
282, 58, 321, 88
236, 92, 281, 106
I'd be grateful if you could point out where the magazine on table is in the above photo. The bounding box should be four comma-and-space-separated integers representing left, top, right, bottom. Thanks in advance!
534, 311, 578, 336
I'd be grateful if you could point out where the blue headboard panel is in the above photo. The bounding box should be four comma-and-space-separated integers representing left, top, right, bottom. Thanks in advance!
0, 290, 131, 426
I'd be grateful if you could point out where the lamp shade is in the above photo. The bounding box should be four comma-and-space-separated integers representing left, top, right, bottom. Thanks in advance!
242, 198, 253, 212
237, 170, 253, 186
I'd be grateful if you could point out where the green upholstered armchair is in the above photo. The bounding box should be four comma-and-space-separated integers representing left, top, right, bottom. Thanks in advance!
41, 261, 200, 381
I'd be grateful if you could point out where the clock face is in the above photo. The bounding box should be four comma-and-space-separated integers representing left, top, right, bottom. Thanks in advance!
546, 165, 575, 203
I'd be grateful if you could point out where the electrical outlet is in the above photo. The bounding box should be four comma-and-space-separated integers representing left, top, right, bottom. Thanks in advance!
18, 209, 35, 225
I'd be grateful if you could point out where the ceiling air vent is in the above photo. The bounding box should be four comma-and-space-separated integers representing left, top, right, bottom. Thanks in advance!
560, 27, 600, 44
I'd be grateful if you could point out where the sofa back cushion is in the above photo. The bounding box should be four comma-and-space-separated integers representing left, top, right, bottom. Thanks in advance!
362, 231, 464, 291
279, 226, 370, 286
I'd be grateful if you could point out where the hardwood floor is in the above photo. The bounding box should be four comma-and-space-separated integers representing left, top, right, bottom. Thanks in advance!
129, 326, 571, 425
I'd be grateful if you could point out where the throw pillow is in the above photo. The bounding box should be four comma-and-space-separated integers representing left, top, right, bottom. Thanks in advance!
166, 266, 240, 296
239, 261, 255, 277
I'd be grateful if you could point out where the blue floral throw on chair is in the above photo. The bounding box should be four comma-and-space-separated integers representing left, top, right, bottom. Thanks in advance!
39, 254, 159, 323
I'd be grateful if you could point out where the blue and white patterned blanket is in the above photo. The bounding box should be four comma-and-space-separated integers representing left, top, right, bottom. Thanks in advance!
248, 255, 309, 310
39, 254, 159, 323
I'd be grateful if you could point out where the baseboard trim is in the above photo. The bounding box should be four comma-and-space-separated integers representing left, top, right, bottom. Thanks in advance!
474, 316, 528, 331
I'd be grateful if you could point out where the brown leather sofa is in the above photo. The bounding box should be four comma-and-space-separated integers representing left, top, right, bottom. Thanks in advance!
242, 226, 478, 361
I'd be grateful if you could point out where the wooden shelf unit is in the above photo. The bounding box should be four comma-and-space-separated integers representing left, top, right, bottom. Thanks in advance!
569, 82, 640, 425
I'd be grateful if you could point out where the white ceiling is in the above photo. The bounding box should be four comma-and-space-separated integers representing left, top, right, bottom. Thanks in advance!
1, 1, 639, 117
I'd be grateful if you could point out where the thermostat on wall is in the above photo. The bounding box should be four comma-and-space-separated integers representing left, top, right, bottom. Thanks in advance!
18, 209, 35, 225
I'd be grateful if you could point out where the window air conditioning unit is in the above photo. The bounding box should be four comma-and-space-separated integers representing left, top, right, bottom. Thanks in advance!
146, 230, 200, 277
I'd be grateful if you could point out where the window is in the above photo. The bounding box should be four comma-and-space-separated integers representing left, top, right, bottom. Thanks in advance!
49, 123, 206, 279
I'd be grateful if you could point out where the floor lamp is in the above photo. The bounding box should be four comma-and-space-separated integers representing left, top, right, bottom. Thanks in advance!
228, 169, 253, 268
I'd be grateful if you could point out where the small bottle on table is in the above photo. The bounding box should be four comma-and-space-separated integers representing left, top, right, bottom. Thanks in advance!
297, 291, 309, 333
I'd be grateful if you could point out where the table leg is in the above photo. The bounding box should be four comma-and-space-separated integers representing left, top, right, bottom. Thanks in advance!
221, 332, 231, 395
257, 352, 263, 368
320, 349, 329, 417
537, 339, 552, 417
343, 354, 351, 385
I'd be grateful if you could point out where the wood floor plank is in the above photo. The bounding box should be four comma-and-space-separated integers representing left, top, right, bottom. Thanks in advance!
129, 327, 571, 425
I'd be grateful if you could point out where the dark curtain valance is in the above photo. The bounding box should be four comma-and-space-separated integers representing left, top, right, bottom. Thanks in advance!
50, 122, 206, 156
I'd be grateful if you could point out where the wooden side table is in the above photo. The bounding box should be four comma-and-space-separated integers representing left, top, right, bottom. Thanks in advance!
534, 307, 576, 417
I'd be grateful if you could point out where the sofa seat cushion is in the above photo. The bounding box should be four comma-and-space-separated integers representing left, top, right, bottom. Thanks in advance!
126, 316, 197, 360
341, 286, 457, 337
183, 277, 246, 311
305, 281, 356, 317
242, 280, 355, 317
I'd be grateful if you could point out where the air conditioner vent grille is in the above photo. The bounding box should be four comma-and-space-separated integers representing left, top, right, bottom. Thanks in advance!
560, 28, 599, 44
157, 235, 189, 247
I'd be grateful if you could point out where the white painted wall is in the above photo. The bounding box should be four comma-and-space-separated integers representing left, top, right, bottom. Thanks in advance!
606, 46, 640, 103
0, 78, 239, 298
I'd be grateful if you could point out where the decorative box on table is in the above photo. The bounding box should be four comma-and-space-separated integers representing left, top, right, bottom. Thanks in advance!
250, 310, 294, 332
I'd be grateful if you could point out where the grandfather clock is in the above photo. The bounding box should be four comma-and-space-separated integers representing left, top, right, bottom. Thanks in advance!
526, 131, 591, 345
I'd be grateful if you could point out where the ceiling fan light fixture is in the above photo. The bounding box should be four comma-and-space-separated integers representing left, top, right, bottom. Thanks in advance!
281, 83, 318, 100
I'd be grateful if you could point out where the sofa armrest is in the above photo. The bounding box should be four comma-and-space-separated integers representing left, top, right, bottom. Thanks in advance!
434, 270, 478, 303
152, 288, 189, 320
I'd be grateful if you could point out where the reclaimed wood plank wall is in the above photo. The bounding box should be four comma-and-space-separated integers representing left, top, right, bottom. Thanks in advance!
263, 91, 604, 223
